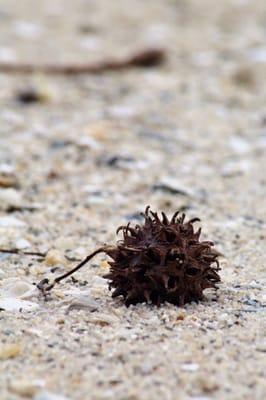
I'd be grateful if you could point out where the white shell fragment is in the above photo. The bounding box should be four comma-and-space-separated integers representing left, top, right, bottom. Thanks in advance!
15, 238, 31, 249
1, 278, 38, 299
33, 391, 71, 400
67, 294, 100, 313
181, 363, 199, 372
0, 216, 26, 227
0, 279, 39, 311
0, 297, 39, 312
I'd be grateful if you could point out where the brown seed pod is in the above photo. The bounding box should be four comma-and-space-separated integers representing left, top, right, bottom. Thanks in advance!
37, 206, 221, 307
104, 206, 221, 306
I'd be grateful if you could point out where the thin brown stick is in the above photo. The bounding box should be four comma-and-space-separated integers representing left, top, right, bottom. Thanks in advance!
0, 248, 80, 262
37, 246, 112, 293
0, 47, 165, 75
0, 248, 46, 257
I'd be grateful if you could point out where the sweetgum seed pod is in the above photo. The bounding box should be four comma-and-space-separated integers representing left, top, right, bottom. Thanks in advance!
104, 206, 221, 307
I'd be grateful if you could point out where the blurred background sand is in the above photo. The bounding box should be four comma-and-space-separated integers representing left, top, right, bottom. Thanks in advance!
0, 1, 265, 399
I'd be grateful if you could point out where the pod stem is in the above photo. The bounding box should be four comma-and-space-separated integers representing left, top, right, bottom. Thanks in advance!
37, 246, 111, 293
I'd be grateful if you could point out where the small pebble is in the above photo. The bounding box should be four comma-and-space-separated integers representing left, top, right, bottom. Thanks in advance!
0, 188, 22, 210
9, 379, 44, 397
16, 87, 48, 104
197, 375, 219, 393
256, 340, 266, 352
0, 343, 21, 360
86, 313, 119, 326
44, 249, 65, 266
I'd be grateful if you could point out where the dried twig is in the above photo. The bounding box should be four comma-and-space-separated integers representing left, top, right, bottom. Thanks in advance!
0, 47, 165, 75
0, 248, 46, 257
0, 248, 80, 262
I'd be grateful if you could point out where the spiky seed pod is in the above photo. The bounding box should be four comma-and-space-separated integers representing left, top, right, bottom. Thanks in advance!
104, 206, 221, 307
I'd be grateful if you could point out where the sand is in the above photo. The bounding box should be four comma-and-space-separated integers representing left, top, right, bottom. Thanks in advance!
0, 1, 265, 399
